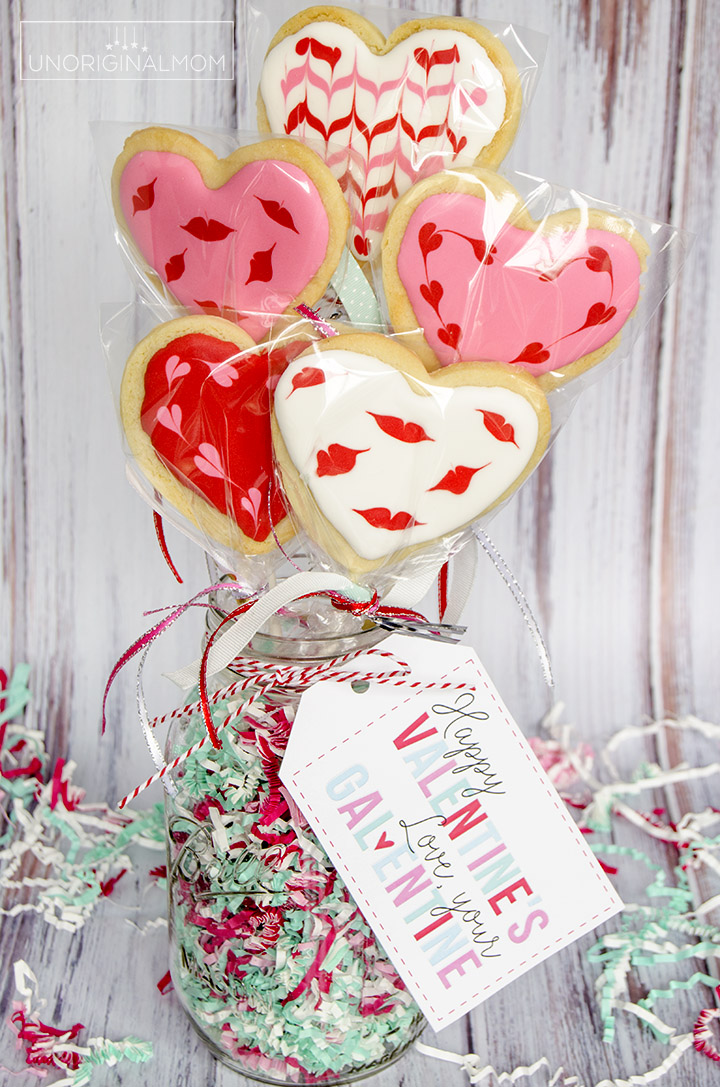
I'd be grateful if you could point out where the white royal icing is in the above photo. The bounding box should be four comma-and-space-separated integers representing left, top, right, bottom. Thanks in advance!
260, 22, 509, 257
275, 349, 540, 562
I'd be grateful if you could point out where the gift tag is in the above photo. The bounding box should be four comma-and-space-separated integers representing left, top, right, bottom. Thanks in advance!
280, 636, 621, 1032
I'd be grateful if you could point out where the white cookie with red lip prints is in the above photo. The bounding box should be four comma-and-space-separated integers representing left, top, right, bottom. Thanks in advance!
272, 333, 551, 576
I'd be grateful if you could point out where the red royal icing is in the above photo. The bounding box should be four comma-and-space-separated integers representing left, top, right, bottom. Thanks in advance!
366, 412, 434, 443
428, 464, 488, 494
141, 333, 304, 541
316, 444, 369, 477
353, 508, 424, 531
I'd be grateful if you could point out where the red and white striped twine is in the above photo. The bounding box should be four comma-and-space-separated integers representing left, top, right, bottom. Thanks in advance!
149, 647, 403, 731
118, 648, 462, 809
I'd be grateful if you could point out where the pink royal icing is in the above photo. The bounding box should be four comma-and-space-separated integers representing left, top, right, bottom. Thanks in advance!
396, 193, 643, 374
119, 152, 331, 341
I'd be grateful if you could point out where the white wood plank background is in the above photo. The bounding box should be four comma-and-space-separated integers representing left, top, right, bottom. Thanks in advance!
1, 1, 718, 1085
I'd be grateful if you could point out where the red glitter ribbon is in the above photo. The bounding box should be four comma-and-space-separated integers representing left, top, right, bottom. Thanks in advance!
105, 568, 472, 810
438, 561, 449, 620
105, 578, 428, 748
153, 510, 183, 584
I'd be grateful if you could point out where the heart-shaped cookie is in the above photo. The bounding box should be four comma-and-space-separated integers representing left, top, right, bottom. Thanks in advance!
382, 170, 649, 390
272, 332, 550, 575
112, 127, 350, 341
121, 316, 313, 554
258, 9, 521, 261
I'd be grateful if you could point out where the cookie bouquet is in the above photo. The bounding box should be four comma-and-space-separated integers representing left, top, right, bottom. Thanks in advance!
98, 4, 684, 1084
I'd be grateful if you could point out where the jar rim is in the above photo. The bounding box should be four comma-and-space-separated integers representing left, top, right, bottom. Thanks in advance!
205, 579, 388, 663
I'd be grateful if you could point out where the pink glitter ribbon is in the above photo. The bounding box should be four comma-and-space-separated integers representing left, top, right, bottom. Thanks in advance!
101, 581, 234, 736
294, 302, 338, 338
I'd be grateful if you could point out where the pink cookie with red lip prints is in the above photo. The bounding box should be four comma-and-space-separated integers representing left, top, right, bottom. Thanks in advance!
112, 127, 349, 341
272, 332, 551, 576
382, 169, 649, 390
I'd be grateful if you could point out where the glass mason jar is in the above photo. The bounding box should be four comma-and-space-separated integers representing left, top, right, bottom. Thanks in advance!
165, 595, 425, 1083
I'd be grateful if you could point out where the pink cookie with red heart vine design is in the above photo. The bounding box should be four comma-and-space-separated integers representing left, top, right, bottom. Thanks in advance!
382, 169, 649, 390
120, 316, 315, 555
112, 127, 349, 342
272, 332, 550, 575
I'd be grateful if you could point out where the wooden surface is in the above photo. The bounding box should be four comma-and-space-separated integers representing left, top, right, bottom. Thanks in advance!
1, 1, 719, 1085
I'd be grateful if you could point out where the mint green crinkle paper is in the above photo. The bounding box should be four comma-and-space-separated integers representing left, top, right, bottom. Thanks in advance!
166, 691, 423, 1082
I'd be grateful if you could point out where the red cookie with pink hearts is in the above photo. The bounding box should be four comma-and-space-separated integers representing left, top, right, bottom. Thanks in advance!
272, 332, 550, 576
120, 316, 316, 554
112, 127, 350, 341
382, 169, 649, 390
